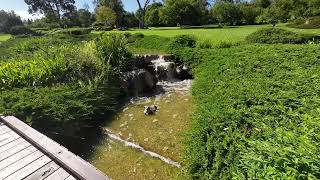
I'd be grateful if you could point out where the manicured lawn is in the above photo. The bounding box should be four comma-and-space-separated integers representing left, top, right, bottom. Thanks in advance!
96, 24, 320, 45
0, 34, 11, 42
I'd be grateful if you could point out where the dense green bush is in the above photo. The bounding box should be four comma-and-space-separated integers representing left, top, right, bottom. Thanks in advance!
197, 40, 212, 49
173, 45, 320, 179
124, 32, 144, 43
288, 16, 320, 29
246, 28, 318, 44
0, 41, 103, 89
168, 35, 197, 49
8, 26, 37, 36
0, 84, 120, 133
95, 33, 132, 72
55, 28, 92, 36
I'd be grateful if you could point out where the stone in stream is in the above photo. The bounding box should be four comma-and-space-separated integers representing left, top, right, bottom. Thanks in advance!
144, 105, 158, 115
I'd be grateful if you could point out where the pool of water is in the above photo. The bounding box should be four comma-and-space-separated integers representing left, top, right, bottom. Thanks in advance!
89, 80, 193, 179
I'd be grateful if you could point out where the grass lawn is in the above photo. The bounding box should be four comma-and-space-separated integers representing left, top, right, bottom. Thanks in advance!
0, 34, 11, 42
95, 24, 320, 45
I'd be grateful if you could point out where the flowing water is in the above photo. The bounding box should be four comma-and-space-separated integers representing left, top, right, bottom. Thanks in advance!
89, 79, 192, 180
46, 56, 193, 179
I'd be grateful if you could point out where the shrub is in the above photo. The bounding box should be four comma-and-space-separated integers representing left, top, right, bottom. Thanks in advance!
0, 41, 103, 89
55, 28, 92, 36
197, 40, 213, 49
172, 44, 320, 179
246, 28, 317, 44
95, 33, 132, 72
124, 32, 144, 43
8, 26, 37, 36
287, 16, 320, 29
0, 84, 120, 135
216, 41, 233, 48
168, 35, 197, 49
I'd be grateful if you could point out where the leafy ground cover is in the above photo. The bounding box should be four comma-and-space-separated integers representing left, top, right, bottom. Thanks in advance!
171, 44, 320, 179
0, 34, 11, 42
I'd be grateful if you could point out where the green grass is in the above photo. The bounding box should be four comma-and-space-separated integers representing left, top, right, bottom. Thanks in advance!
95, 24, 320, 46
0, 34, 11, 42
172, 45, 320, 179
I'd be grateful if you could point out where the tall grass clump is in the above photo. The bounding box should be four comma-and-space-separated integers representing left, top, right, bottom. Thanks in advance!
173, 44, 320, 179
246, 28, 319, 44
96, 33, 132, 73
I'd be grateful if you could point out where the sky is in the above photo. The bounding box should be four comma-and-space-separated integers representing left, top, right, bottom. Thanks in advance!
0, 0, 142, 20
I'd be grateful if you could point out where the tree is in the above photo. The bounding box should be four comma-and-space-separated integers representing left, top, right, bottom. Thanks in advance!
161, 0, 204, 26
94, 0, 125, 27
0, 10, 23, 33
24, 0, 76, 24
145, 2, 163, 27
123, 12, 139, 28
211, 2, 242, 25
96, 5, 117, 27
78, 9, 92, 27
136, 0, 152, 28
252, 0, 271, 8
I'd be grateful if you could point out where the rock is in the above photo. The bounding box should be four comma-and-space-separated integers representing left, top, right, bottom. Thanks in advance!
144, 105, 158, 115
122, 69, 157, 95
176, 64, 193, 80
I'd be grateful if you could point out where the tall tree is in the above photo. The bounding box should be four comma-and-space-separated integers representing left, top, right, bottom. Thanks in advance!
94, 0, 125, 27
24, 0, 76, 23
136, 0, 152, 28
0, 10, 23, 33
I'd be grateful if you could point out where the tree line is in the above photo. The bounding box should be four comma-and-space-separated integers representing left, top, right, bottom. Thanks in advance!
1, 0, 320, 32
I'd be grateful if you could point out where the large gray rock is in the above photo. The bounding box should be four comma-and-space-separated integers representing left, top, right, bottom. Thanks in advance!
123, 69, 157, 95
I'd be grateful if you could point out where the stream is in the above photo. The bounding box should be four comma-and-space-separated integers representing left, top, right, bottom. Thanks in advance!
47, 56, 193, 179
89, 56, 193, 179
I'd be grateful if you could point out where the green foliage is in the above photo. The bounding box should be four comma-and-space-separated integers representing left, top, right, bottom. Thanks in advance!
168, 35, 196, 49
95, 33, 132, 72
96, 6, 117, 28
246, 28, 318, 44
288, 16, 320, 29
0, 84, 120, 133
54, 28, 92, 36
0, 41, 103, 89
161, 0, 205, 26
0, 10, 23, 33
173, 44, 320, 179
197, 40, 213, 49
128, 35, 170, 54
211, 2, 242, 25
8, 26, 37, 36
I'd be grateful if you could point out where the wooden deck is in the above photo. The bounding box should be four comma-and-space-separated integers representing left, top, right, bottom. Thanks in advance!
0, 116, 110, 180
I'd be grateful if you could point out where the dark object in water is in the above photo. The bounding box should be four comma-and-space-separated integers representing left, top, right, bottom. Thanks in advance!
144, 105, 158, 115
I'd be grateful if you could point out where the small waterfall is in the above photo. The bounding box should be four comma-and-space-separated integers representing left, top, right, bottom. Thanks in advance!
151, 56, 178, 82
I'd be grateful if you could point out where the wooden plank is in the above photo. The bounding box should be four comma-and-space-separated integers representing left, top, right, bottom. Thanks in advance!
0, 131, 20, 147
5, 156, 52, 180
0, 146, 37, 170
0, 137, 23, 154
0, 150, 44, 179
44, 167, 71, 180
1, 116, 109, 180
24, 161, 60, 180
0, 138, 31, 161
0, 126, 11, 135
65, 175, 77, 180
